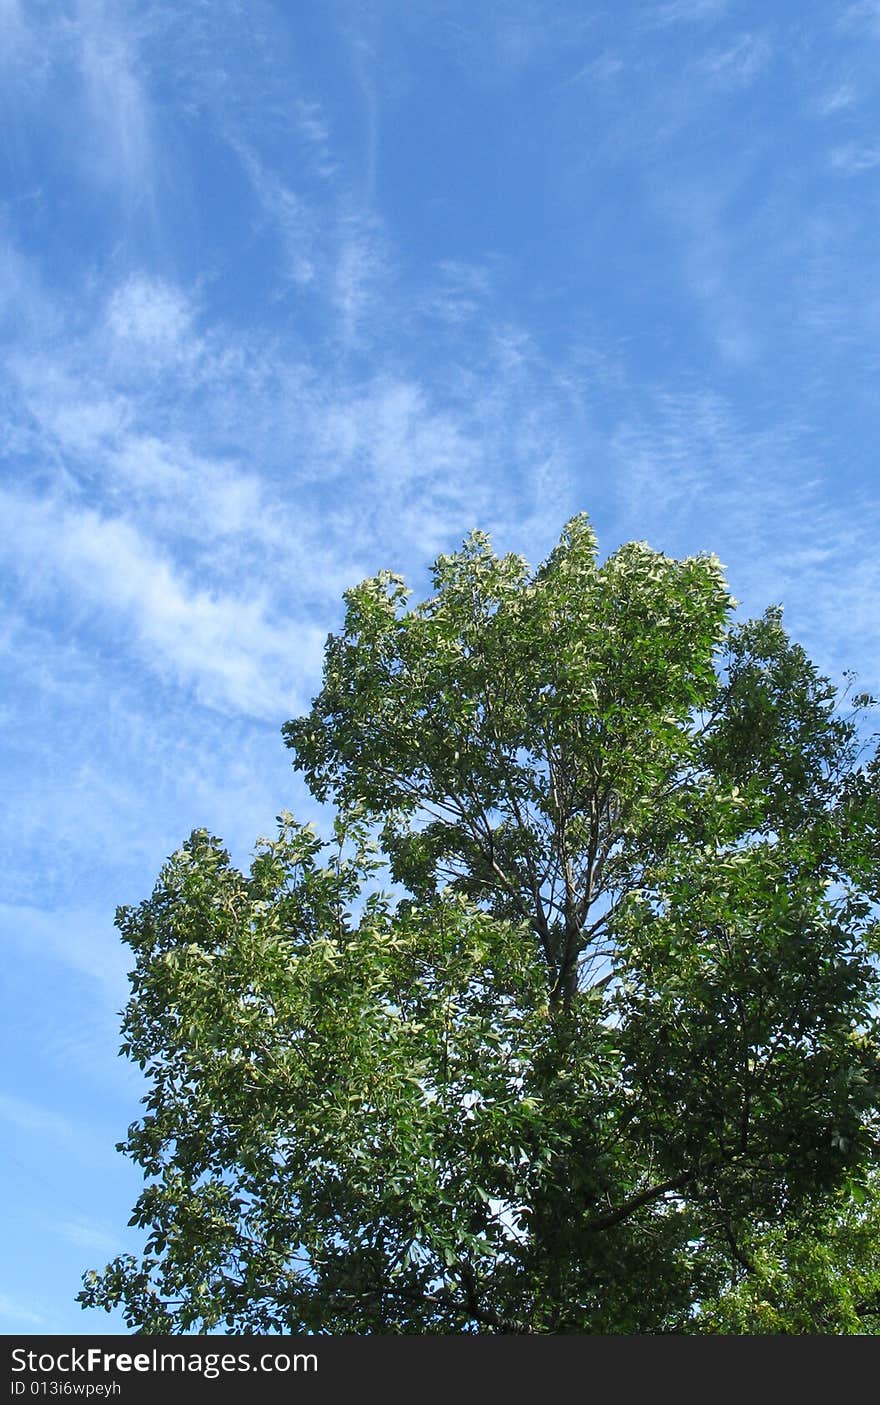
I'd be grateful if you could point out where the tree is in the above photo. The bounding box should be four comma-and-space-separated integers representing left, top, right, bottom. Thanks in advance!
80, 515, 880, 1333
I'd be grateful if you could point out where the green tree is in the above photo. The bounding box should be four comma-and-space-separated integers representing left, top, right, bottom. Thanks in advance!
80, 516, 880, 1333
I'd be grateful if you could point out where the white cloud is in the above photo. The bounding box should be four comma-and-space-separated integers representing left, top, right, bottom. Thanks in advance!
838, 1, 880, 39
700, 32, 772, 87
0, 0, 26, 51
0, 902, 129, 999
55, 1218, 121, 1258
813, 80, 859, 117
5, 307, 299, 565
0, 0, 24, 29
0, 1092, 120, 1173
0, 1, 158, 208
604, 387, 880, 692
110, 435, 272, 542
651, 0, 729, 26
106, 276, 197, 355
231, 139, 321, 289
295, 98, 338, 179
414, 2, 596, 89
0, 1290, 47, 1328
332, 216, 388, 348
0, 237, 592, 729
0, 489, 323, 718
319, 377, 477, 487
0, 229, 61, 346
75, 0, 155, 207
417, 259, 495, 327
47, 393, 132, 456
342, 20, 380, 202
229, 135, 388, 343
654, 175, 763, 366
0, 0, 53, 89
0, 1092, 80, 1143
830, 142, 880, 174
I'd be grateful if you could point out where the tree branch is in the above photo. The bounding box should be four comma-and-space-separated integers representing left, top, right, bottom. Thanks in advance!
584, 1169, 702, 1232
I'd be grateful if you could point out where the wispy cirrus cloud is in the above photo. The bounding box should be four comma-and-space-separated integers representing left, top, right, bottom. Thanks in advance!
0, 1291, 47, 1329
54, 1218, 122, 1259
651, 171, 765, 366
838, 1, 880, 39
829, 141, 880, 173
0, 0, 54, 90
0, 1092, 96, 1149
0, 204, 590, 580
700, 31, 772, 87
813, 80, 859, 117
76, 1, 155, 209
0, 1094, 64, 1142
0, 488, 322, 719
605, 385, 880, 691
650, 0, 730, 27
1, 902, 130, 997
230, 139, 323, 290
0, 0, 158, 212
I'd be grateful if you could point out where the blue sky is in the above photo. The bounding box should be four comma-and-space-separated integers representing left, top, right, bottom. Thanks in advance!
2, 0, 880, 1334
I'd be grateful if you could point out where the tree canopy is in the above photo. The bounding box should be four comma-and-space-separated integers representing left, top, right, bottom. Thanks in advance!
80, 515, 880, 1333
